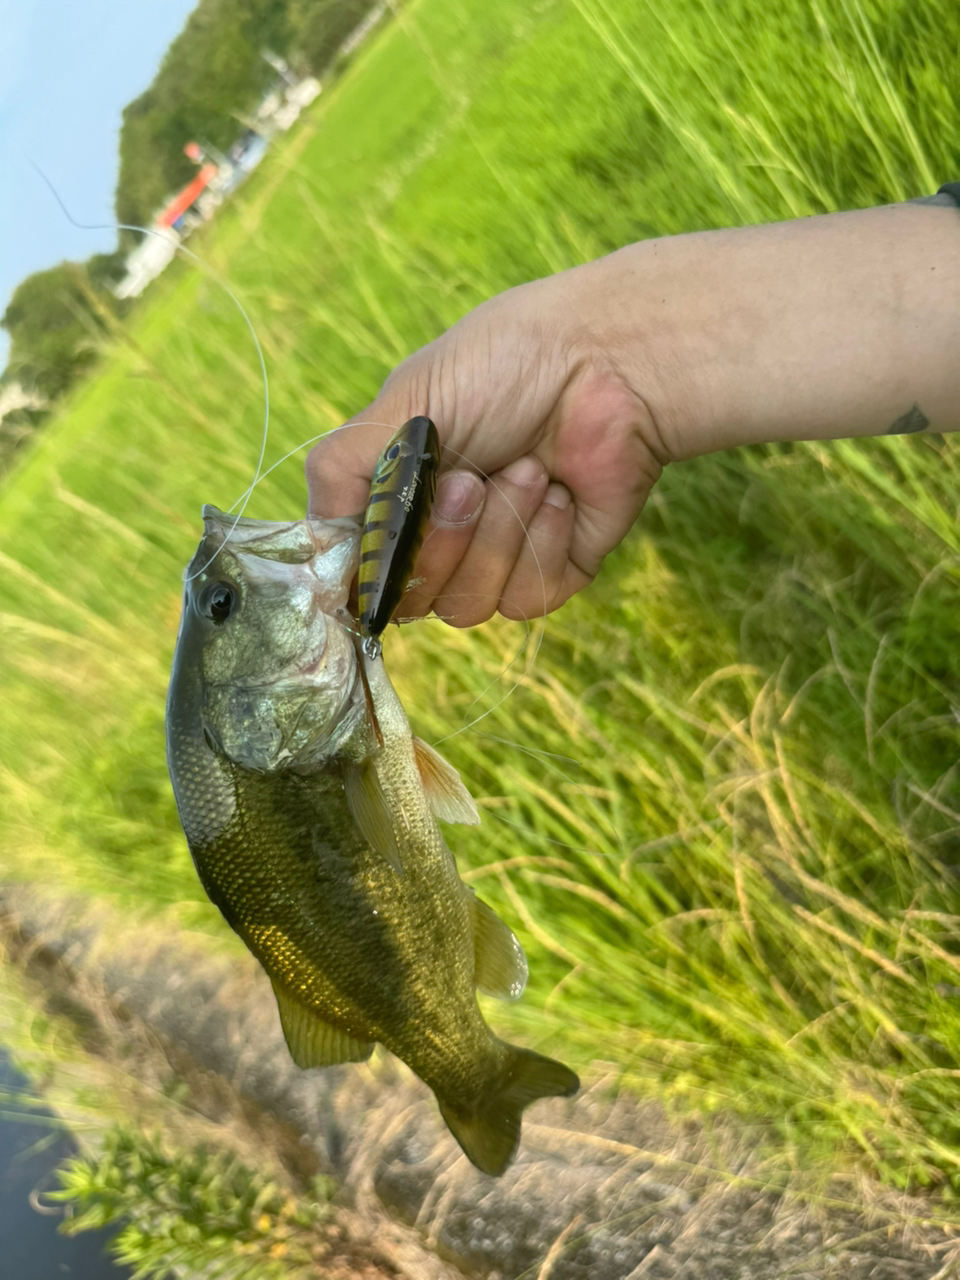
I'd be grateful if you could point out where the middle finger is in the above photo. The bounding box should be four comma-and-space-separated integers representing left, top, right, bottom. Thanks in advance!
431, 456, 550, 627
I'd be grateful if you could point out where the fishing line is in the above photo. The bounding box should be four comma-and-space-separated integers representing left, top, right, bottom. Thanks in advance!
469, 733, 581, 770
235, 413, 553, 745
426, 438, 549, 746
41, 169, 554, 749
269, 418, 550, 741
39, 178, 610, 864
32, 165, 271, 581
225, 430, 330, 503
473, 807, 618, 859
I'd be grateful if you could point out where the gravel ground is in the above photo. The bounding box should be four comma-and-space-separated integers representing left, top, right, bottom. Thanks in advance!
2, 885, 958, 1280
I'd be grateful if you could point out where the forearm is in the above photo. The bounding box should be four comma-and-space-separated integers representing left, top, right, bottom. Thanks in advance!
569, 201, 960, 461
307, 198, 960, 622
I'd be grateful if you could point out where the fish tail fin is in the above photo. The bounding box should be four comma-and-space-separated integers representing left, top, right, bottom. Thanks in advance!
438, 1046, 579, 1176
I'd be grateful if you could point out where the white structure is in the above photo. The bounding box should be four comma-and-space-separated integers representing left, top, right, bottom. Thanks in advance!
0, 381, 45, 422
113, 227, 180, 301
273, 76, 322, 130
340, 3, 388, 57
108, 68, 326, 301
287, 76, 321, 108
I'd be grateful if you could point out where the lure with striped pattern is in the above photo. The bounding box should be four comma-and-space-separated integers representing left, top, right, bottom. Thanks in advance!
358, 415, 440, 655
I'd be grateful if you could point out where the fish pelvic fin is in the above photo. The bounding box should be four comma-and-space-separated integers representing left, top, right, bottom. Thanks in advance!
468, 890, 528, 1000
344, 758, 403, 872
413, 736, 480, 825
438, 1046, 579, 1176
272, 981, 374, 1069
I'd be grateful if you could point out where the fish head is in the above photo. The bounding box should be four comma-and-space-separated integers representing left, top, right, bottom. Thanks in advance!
172, 506, 364, 772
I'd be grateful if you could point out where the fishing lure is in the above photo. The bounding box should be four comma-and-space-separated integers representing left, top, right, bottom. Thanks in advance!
358, 415, 441, 657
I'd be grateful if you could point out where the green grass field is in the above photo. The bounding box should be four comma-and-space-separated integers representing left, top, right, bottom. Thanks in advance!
3, 0, 960, 1218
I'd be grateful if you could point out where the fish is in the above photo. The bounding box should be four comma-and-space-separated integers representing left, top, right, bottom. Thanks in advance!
165, 505, 579, 1175
357, 415, 441, 655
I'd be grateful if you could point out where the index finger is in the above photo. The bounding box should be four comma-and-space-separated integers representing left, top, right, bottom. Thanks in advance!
305, 418, 398, 518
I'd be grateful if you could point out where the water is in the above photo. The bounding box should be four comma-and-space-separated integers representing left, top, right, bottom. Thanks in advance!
0, 1047, 134, 1279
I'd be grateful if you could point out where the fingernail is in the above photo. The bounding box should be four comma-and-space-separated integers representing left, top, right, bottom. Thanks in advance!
499, 456, 545, 487
434, 471, 484, 525
544, 483, 572, 510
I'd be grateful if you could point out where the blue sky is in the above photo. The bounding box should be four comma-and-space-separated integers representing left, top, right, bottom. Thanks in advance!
0, 0, 199, 367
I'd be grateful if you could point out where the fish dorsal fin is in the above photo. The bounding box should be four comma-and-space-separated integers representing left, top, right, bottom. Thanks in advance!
468, 890, 528, 1001
344, 759, 403, 872
413, 737, 480, 825
271, 982, 374, 1068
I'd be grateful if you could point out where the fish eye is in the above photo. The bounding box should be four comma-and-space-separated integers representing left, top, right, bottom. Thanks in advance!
199, 581, 236, 624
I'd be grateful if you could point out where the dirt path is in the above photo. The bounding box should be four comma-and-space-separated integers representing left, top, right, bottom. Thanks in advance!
2, 885, 958, 1280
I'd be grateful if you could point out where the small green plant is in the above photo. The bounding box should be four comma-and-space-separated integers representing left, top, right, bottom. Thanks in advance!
53, 1127, 332, 1280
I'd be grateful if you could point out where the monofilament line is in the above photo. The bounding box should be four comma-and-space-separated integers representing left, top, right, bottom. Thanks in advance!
32, 164, 271, 581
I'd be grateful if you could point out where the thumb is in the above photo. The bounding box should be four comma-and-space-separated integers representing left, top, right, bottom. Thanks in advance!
305, 343, 441, 517
305, 413, 397, 518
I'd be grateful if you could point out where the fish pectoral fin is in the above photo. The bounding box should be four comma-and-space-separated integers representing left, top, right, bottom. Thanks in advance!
468, 890, 528, 1001
413, 736, 480, 825
344, 759, 403, 872
272, 982, 374, 1069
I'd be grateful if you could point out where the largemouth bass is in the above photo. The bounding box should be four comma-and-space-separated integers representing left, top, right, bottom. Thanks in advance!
358, 415, 440, 653
165, 506, 578, 1175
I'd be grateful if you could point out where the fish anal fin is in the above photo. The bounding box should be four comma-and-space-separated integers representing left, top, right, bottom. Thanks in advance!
272, 982, 374, 1069
468, 890, 528, 1000
413, 736, 480, 825
344, 759, 403, 872
438, 1046, 579, 1175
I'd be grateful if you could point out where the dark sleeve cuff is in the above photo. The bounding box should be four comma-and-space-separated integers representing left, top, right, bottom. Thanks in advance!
936, 182, 960, 205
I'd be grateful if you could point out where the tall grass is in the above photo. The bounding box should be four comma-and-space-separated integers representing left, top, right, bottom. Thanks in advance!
1, 0, 959, 1202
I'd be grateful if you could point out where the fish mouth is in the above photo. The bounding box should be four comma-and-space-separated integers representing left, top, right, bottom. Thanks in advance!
200, 506, 361, 555
209, 651, 332, 691
260, 637, 362, 697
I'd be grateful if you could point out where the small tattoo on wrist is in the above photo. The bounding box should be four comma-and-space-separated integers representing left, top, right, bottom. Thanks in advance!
887, 403, 930, 434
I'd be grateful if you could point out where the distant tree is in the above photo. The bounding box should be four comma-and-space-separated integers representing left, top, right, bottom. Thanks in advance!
1, 0, 388, 424
289, 0, 376, 71
1, 262, 118, 401
0, 403, 49, 475
114, 0, 381, 228
116, 0, 293, 229
87, 248, 128, 292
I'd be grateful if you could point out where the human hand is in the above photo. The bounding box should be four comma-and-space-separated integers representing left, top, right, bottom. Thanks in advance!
305, 269, 667, 627
308, 200, 960, 625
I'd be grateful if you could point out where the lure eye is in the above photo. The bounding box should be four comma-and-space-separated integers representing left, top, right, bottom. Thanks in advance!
382, 440, 414, 464
374, 440, 413, 484
199, 582, 236, 624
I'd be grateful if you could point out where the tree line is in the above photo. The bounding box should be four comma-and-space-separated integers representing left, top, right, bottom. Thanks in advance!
1, 0, 379, 469
118, 0, 374, 230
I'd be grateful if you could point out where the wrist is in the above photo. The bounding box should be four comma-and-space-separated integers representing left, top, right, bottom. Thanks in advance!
564, 203, 960, 461
558, 236, 705, 465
